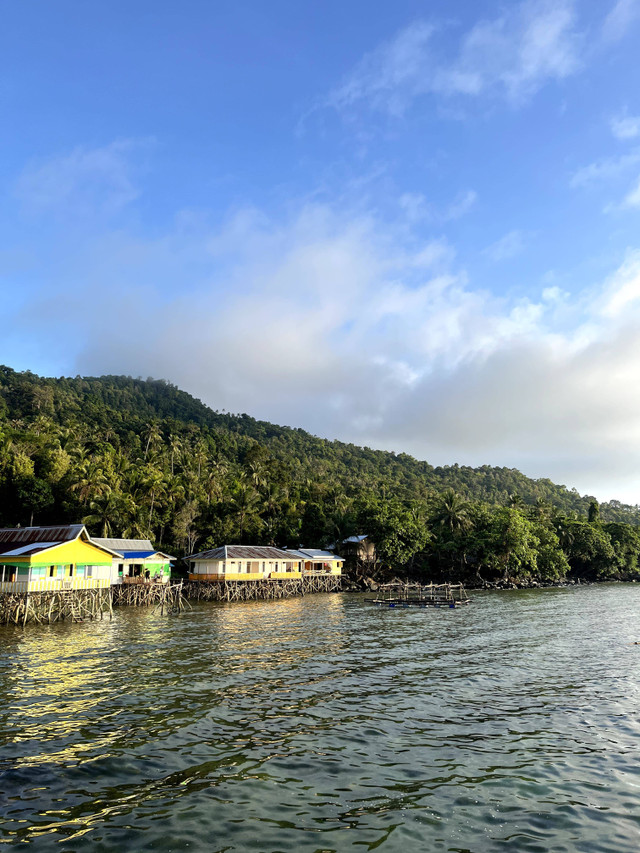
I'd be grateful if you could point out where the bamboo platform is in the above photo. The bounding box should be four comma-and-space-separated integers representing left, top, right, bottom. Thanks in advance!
365, 582, 471, 608
184, 573, 342, 603
0, 587, 113, 626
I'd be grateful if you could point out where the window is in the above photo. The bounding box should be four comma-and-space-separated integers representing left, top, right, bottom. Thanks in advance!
86, 567, 93, 578
262, 562, 265, 571
68, 565, 74, 577
49, 566, 55, 578
274, 562, 278, 571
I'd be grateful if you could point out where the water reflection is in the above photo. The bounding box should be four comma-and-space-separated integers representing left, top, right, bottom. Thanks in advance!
1, 587, 640, 851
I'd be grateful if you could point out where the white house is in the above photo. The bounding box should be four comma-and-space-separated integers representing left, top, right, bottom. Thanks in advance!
187, 545, 303, 581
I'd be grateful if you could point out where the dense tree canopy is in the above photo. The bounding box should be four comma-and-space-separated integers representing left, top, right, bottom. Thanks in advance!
0, 366, 639, 584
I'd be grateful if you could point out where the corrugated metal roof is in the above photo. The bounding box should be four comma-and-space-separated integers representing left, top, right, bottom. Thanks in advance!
2, 542, 60, 557
298, 549, 341, 560
343, 535, 369, 544
93, 537, 154, 552
281, 549, 307, 560
188, 545, 297, 561
0, 524, 85, 555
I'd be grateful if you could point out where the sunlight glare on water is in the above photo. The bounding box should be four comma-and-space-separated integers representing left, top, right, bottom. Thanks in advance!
1, 586, 640, 852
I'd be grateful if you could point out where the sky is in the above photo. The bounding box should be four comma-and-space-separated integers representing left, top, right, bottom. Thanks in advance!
2, 0, 640, 503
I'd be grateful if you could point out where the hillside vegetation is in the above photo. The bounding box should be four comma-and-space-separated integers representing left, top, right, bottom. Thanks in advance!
1, 365, 639, 583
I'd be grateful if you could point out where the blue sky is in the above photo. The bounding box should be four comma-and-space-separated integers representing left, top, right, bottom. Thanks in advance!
2, 0, 640, 501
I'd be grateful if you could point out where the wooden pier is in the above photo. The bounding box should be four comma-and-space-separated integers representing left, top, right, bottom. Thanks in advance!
185, 573, 342, 603
365, 582, 470, 608
0, 586, 113, 626
0, 573, 341, 627
112, 580, 187, 614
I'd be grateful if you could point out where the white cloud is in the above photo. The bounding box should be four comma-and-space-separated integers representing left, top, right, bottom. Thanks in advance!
611, 112, 640, 140
622, 176, 640, 208
445, 189, 478, 220
326, 0, 580, 114
570, 148, 640, 187
15, 139, 151, 218
484, 230, 526, 261
398, 189, 477, 223
603, 0, 640, 42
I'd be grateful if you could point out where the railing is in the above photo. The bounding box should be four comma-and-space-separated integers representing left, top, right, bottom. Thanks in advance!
0, 578, 111, 594
270, 571, 302, 579
303, 569, 342, 576
189, 572, 264, 582
123, 576, 169, 584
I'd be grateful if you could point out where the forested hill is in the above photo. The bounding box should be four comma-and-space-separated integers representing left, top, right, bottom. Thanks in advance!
1, 365, 639, 557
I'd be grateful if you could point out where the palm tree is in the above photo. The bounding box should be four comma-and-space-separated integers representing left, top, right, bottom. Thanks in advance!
231, 483, 263, 542
143, 422, 162, 461
168, 434, 183, 476
431, 490, 472, 577
83, 490, 118, 537
432, 489, 471, 534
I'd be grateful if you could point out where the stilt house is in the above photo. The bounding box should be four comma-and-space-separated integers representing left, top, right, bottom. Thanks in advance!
92, 538, 174, 584
285, 548, 343, 575
187, 546, 303, 581
0, 524, 117, 592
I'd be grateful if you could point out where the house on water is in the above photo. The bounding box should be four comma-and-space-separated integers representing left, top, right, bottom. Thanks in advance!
187, 546, 303, 581
0, 524, 118, 592
92, 538, 174, 584
285, 548, 343, 575
338, 534, 376, 564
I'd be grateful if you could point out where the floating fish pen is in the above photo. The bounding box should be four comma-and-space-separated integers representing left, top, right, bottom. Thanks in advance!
0, 586, 114, 626
185, 573, 342, 603
112, 580, 187, 614
365, 582, 471, 608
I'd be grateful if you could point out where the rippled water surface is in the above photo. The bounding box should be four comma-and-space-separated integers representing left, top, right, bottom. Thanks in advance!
2, 586, 640, 852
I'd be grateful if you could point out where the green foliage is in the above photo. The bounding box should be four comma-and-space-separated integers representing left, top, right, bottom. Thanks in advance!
356, 495, 429, 570
0, 365, 637, 583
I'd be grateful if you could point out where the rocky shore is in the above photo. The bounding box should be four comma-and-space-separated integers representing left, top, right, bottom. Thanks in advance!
341, 574, 640, 593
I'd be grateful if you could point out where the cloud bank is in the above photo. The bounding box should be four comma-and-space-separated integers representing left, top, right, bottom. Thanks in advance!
6, 136, 640, 505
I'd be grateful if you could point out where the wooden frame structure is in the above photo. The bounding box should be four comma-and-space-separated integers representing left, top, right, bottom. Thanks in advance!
365, 582, 470, 608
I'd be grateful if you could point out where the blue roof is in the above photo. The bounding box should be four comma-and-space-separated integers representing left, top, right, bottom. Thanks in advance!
121, 550, 159, 559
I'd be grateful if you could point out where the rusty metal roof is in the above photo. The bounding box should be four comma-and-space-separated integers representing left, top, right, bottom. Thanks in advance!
187, 545, 298, 561
0, 524, 85, 551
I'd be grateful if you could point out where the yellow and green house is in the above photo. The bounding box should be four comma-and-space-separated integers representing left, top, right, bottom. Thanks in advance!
92, 537, 174, 584
0, 524, 118, 593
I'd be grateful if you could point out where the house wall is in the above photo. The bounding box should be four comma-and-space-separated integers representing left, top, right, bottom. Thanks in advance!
0, 539, 115, 592
117, 559, 171, 584
0, 564, 111, 593
189, 557, 302, 581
